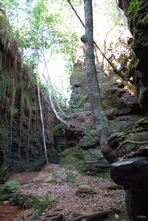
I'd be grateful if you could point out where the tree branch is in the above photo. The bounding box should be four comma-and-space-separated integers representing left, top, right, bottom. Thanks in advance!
67, 0, 130, 81
39, 48, 66, 124
67, 0, 85, 28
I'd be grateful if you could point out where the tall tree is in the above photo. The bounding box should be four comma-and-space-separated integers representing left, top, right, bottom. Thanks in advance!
81, 0, 112, 162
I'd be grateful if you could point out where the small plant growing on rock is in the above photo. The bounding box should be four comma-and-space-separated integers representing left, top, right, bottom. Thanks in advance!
53, 123, 64, 132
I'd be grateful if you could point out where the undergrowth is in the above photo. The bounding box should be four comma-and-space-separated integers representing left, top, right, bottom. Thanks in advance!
29, 194, 57, 218
0, 180, 20, 195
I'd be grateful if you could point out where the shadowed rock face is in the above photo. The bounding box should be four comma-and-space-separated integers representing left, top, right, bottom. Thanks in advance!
118, 0, 148, 109
111, 157, 148, 221
110, 2, 148, 220
117, 0, 131, 15
110, 157, 148, 192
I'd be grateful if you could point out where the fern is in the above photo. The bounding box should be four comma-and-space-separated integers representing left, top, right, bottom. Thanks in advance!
53, 123, 63, 132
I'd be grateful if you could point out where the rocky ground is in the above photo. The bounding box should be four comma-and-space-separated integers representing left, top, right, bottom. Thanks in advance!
7, 164, 129, 221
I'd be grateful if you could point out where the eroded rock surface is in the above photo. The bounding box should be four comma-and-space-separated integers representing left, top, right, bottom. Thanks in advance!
119, 0, 148, 109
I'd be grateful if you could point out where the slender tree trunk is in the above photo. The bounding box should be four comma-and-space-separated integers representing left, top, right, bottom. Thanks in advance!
40, 49, 66, 124
9, 80, 16, 152
19, 86, 24, 160
36, 72, 49, 165
27, 106, 32, 162
81, 0, 112, 161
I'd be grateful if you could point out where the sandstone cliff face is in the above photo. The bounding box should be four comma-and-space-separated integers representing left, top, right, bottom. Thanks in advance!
66, 31, 146, 149
109, 3, 148, 220
65, 1, 148, 152
61, 56, 146, 175
119, 0, 148, 109
60, 20, 147, 175
0, 12, 55, 172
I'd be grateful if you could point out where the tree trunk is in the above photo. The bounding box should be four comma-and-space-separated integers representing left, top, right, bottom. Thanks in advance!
36, 71, 49, 165
40, 49, 66, 124
81, 0, 112, 161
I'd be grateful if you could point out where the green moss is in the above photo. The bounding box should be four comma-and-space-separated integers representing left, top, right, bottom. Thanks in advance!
128, 143, 136, 151
128, 0, 140, 14
132, 132, 148, 141
110, 120, 122, 134
102, 98, 118, 115
128, 53, 140, 76
83, 153, 93, 162
84, 122, 96, 135
60, 147, 90, 173
60, 151, 80, 167
102, 98, 111, 109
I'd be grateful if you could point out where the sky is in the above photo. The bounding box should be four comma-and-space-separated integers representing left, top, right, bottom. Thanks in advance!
38, 53, 72, 102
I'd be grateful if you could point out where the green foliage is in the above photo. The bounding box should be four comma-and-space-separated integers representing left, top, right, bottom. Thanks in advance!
4, 0, 79, 65
2, 0, 79, 108
0, 180, 20, 201
119, 53, 128, 62
66, 172, 76, 182
53, 123, 64, 132
128, 0, 140, 13
1, 180, 20, 194
29, 194, 55, 218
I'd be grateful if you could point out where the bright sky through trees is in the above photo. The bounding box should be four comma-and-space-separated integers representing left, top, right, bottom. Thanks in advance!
3, 0, 127, 104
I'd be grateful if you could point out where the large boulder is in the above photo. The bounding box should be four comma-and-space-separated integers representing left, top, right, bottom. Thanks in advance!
110, 156, 148, 221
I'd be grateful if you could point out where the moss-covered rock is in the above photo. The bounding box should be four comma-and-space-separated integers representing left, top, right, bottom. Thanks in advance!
79, 135, 99, 149
0, 10, 55, 172
60, 146, 110, 177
